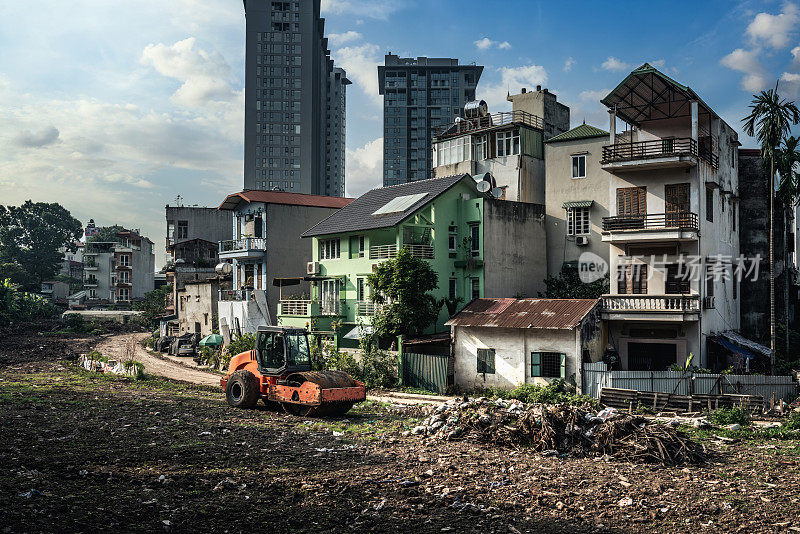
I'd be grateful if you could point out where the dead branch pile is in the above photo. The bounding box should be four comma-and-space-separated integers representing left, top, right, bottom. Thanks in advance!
412, 398, 709, 466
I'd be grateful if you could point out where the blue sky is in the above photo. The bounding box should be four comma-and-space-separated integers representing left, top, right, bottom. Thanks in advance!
1, 0, 800, 267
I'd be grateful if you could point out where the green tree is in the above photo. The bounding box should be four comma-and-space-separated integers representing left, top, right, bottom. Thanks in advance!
742, 84, 800, 373
367, 246, 439, 339
776, 136, 800, 206
540, 264, 609, 299
133, 284, 172, 327
0, 201, 82, 290
87, 225, 125, 243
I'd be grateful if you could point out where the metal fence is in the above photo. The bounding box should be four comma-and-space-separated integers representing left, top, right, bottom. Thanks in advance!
582, 362, 798, 402
401, 352, 448, 394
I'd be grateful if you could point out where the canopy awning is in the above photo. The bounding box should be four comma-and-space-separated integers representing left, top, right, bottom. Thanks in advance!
720, 331, 772, 358
272, 277, 303, 287
710, 336, 755, 360
343, 325, 374, 340
562, 200, 594, 209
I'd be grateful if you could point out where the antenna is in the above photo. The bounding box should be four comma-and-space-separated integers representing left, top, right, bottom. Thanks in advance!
490, 187, 503, 199
476, 180, 491, 193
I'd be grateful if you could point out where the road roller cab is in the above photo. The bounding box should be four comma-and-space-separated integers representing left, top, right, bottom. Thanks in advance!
221, 326, 366, 416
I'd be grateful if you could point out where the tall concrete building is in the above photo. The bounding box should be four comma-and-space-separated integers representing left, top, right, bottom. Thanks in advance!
243, 0, 347, 196
378, 54, 482, 186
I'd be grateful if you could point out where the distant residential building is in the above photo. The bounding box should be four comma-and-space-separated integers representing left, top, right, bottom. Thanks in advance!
83, 229, 155, 305
243, 0, 347, 195
176, 277, 231, 337
543, 123, 611, 277
276, 174, 547, 342
41, 281, 70, 304
447, 298, 603, 392
59, 242, 84, 283
216, 190, 353, 333
379, 54, 483, 186
432, 87, 570, 204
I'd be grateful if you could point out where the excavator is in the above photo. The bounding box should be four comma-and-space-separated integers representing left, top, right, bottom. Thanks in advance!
221, 326, 366, 416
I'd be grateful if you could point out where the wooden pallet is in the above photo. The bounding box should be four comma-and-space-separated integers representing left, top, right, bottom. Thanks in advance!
600, 387, 764, 413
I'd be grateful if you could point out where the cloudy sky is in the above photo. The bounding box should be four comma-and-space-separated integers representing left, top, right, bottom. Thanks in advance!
2, 0, 800, 268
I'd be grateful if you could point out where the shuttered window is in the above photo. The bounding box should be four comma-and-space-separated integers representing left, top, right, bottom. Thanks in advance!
616, 187, 647, 216
617, 264, 648, 294
531, 352, 565, 378
477, 348, 495, 374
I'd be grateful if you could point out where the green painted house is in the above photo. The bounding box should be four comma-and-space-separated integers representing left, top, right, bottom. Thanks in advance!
276, 174, 547, 342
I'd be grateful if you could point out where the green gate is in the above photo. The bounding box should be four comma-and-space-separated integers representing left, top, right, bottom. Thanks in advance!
401, 352, 448, 394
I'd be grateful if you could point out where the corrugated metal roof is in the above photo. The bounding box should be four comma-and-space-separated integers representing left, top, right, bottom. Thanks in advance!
562, 200, 594, 209
301, 174, 471, 237
218, 190, 354, 211
445, 298, 599, 330
545, 124, 608, 143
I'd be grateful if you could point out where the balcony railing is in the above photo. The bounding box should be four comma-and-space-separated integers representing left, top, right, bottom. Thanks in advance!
84, 279, 99, 287
434, 110, 544, 138
602, 294, 700, 312
280, 299, 311, 316
219, 289, 252, 301
369, 244, 434, 260
356, 300, 380, 316
601, 138, 718, 168
219, 237, 266, 253
602, 212, 698, 232
278, 299, 345, 317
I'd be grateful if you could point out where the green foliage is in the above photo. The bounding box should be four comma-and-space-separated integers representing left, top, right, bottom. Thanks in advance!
775, 136, 800, 206
61, 313, 105, 335
783, 411, 800, 430
775, 323, 800, 375
438, 296, 464, 318
133, 284, 172, 327
478, 380, 599, 409
742, 85, 800, 166
198, 346, 222, 369
225, 332, 256, 365
0, 201, 83, 290
87, 225, 125, 243
367, 246, 439, 339
0, 262, 38, 289
706, 407, 751, 427
317, 342, 398, 389
540, 264, 609, 299
0, 279, 58, 325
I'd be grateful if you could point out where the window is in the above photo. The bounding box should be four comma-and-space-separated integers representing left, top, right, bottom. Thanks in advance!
471, 277, 480, 300
119, 271, 130, 283
617, 187, 647, 216
473, 135, 487, 160
319, 238, 340, 260
495, 130, 520, 157
571, 155, 586, 178
618, 264, 648, 294
448, 225, 457, 252
567, 207, 590, 236
349, 235, 365, 259
477, 348, 495, 374
357, 277, 366, 301
732, 202, 737, 231
531, 352, 566, 378
435, 136, 471, 166
177, 220, 188, 239
706, 187, 714, 222
117, 288, 130, 301
119, 254, 131, 266
733, 279, 737, 299
448, 278, 457, 299
470, 225, 480, 257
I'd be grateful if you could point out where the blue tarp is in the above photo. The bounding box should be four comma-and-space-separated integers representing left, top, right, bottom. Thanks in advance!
711, 336, 755, 359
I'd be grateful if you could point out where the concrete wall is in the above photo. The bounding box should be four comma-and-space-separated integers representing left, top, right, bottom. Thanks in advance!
483, 199, 547, 298
166, 206, 232, 252
131, 239, 155, 300
506, 89, 570, 140
544, 134, 611, 277
219, 295, 269, 336
177, 279, 219, 337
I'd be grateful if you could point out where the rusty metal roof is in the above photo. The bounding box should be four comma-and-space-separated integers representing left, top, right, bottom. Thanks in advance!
218, 190, 354, 211
445, 298, 599, 330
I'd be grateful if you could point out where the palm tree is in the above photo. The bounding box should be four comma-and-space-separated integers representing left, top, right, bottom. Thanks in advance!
742, 84, 800, 373
775, 136, 800, 357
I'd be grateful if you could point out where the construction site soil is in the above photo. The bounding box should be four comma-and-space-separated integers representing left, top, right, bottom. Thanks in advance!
1, 323, 799, 533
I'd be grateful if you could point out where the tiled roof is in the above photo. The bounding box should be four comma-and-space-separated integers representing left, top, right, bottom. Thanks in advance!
545, 124, 608, 143
301, 175, 471, 237
218, 190, 354, 211
446, 298, 599, 330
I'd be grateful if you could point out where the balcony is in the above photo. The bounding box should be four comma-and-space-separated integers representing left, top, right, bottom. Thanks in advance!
601, 137, 718, 172
84, 279, 99, 287
601, 212, 698, 243
218, 237, 267, 260
601, 294, 700, 322
83, 263, 99, 271
434, 110, 544, 138
219, 289, 252, 302
277, 299, 345, 317
356, 300, 380, 316
369, 244, 434, 260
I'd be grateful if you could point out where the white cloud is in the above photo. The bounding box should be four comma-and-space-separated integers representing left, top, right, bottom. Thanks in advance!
720, 48, 768, 92
781, 72, 800, 97
792, 45, 800, 68
321, 0, 401, 20
579, 89, 610, 103
474, 37, 511, 51
563, 57, 575, 72
345, 137, 382, 197
328, 31, 362, 46
332, 43, 382, 106
746, 3, 799, 49
479, 65, 548, 110
601, 57, 632, 71
140, 37, 240, 108
14, 126, 60, 148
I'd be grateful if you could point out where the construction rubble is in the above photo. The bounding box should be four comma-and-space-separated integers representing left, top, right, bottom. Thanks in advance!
410, 397, 709, 466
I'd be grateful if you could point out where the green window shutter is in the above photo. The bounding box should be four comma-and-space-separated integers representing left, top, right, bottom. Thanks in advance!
560, 353, 566, 379
531, 352, 541, 377
477, 349, 485, 373
487, 349, 495, 374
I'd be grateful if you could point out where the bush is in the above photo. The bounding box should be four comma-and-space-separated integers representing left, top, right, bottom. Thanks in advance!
783, 410, 800, 430
198, 346, 222, 369
317, 342, 398, 390
223, 332, 256, 369
0, 278, 58, 325
478, 380, 599, 409
706, 407, 751, 427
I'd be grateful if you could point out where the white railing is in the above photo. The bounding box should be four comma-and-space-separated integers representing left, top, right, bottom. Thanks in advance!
356, 300, 379, 316
219, 237, 266, 253
279, 299, 311, 316
601, 294, 700, 312
319, 299, 344, 316
368, 244, 434, 260
277, 299, 344, 316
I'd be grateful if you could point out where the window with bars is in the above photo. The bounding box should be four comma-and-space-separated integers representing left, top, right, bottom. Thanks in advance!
531, 352, 565, 378
448, 278, 457, 299
477, 348, 495, 374
471, 277, 480, 300
319, 238, 340, 260
706, 187, 714, 222
567, 207, 590, 236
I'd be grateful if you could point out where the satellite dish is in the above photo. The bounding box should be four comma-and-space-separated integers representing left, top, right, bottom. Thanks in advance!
490, 187, 503, 199
215, 262, 233, 276
476, 180, 491, 193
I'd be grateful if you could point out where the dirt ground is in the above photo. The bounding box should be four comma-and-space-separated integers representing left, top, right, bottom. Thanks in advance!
1, 325, 799, 533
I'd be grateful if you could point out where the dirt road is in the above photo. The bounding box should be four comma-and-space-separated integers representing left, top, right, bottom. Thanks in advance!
94, 332, 219, 387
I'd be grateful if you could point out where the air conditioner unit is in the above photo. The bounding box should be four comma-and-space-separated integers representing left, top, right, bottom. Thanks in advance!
575, 236, 590, 246
306, 261, 319, 275
703, 296, 715, 309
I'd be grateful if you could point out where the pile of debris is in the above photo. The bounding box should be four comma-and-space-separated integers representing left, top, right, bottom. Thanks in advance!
411, 397, 709, 466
